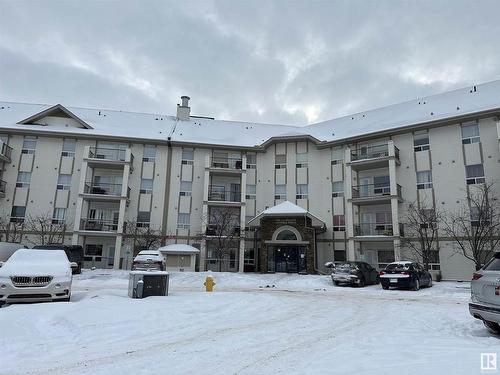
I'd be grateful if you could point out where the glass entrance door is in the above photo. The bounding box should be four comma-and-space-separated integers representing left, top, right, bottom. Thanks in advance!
274, 246, 299, 273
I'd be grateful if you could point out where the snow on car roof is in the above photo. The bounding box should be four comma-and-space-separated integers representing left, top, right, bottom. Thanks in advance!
0, 249, 70, 276
1, 80, 500, 147
158, 244, 200, 254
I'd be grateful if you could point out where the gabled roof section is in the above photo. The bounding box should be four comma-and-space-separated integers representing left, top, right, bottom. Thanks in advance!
248, 201, 325, 228
17, 104, 94, 129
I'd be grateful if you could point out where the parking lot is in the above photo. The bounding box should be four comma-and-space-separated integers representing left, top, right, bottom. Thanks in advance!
0, 270, 498, 375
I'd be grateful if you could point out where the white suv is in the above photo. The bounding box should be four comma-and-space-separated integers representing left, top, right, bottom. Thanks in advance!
0, 249, 76, 307
469, 252, 500, 334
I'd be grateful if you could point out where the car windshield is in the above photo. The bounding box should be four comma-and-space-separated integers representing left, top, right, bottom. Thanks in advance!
386, 263, 410, 271
337, 263, 357, 270
484, 256, 500, 271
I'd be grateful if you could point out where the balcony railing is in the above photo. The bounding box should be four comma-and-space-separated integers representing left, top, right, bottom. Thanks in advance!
84, 182, 130, 198
350, 144, 400, 162
80, 218, 118, 232
352, 183, 402, 199
208, 186, 241, 202
354, 222, 404, 236
88, 147, 133, 164
206, 224, 241, 236
0, 180, 6, 194
210, 157, 243, 170
0, 142, 13, 161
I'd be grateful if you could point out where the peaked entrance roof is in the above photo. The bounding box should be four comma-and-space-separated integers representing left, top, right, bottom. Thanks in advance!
248, 201, 325, 228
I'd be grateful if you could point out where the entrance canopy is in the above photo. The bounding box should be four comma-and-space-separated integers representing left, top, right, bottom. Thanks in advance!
158, 244, 200, 254
248, 201, 325, 229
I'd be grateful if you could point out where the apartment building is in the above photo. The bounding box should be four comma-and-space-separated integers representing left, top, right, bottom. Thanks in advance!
1, 82, 500, 279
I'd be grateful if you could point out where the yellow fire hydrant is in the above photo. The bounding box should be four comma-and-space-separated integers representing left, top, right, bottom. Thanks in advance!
204, 275, 216, 292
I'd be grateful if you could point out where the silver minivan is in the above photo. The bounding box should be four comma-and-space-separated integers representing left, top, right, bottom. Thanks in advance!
469, 252, 500, 334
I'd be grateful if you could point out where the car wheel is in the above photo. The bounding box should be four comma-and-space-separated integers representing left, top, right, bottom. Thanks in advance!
358, 278, 365, 287
428, 276, 433, 288
334, 281, 340, 286
484, 320, 500, 334
382, 284, 389, 290
412, 278, 420, 291
375, 275, 380, 285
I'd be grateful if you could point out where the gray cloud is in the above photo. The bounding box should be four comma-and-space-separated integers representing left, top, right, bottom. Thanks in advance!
0, 0, 499, 125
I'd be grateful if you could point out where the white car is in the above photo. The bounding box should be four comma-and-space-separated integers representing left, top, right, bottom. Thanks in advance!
470, 252, 500, 334
0, 249, 76, 307
132, 250, 166, 271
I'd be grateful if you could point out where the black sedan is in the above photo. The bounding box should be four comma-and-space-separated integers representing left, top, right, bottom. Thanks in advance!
379, 261, 432, 291
328, 261, 380, 287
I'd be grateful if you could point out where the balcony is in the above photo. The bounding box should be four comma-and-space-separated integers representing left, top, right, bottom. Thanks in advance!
0, 179, 5, 198
82, 182, 130, 201
206, 224, 241, 236
0, 142, 12, 163
354, 222, 404, 239
351, 184, 402, 205
208, 157, 243, 173
85, 147, 134, 169
348, 143, 400, 170
207, 186, 242, 204
79, 218, 118, 235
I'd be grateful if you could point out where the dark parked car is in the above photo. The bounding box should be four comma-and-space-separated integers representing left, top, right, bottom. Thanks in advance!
379, 261, 432, 291
32, 245, 84, 274
328, 261, 380, 287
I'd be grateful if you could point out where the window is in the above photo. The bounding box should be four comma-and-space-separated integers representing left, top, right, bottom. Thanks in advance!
137, 211, 151, 227
212, 151, 229, 167
275, 185, 286, 200
180, 181, 192, 196
84, 244, 103, 262
296, 184, 308, 199
22, 136, 37, 154
57, 174, 72, 190
177, 213, 190, 229
465, 164, 485, 185
470, 207, 489, 227
10, 206, 26, 223
420, 209, 437, 229
296, 153, 308, 168
246, 184, 256, 199
374, 175, 391, 194
461, 122, 480, 144
62, 139, 76, 157
331, 147, 344, 165
416, 170, 433, 189
181, 148, 194, 165
246, 153, 256, 169
140, 179, 153, 194
414, 130, 430, 152
16, 172, 31, 188
332, 181, 344, 197
276, 230, 298, 241
275, 154, 286, 169
52, 208, 66, 224
333, 215, 345, 231
334, 250, 346, 262
143, 145, 156, 162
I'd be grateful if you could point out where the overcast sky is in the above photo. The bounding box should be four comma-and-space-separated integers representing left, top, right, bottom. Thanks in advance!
1, 0, 500, 126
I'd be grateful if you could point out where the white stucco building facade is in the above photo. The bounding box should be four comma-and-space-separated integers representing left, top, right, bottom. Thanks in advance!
1, 82, 500, 280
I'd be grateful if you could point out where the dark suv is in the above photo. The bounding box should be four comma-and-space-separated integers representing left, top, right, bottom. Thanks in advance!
32, 245, 84, 274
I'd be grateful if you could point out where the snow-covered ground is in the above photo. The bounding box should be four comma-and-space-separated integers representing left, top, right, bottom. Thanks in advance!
0, 270, 498, 375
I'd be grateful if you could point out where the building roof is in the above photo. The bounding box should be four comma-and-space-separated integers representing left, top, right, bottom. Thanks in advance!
248, 201, 325, 228
157, 244, 200, 254
1, 80, 500, 147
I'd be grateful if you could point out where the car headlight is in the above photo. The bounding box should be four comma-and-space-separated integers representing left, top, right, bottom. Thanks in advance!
55, 283, 61, 289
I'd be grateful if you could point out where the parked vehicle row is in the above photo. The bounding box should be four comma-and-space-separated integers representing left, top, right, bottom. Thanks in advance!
326, 260, 433, 291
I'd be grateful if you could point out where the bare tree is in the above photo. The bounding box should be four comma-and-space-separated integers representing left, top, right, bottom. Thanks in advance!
0, 213, 24, 243
122, 220, 163, 256
400, 201, 443, 270
202, 207, 240, 272
23, 212, 68, 246
442, 182, 500, 270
